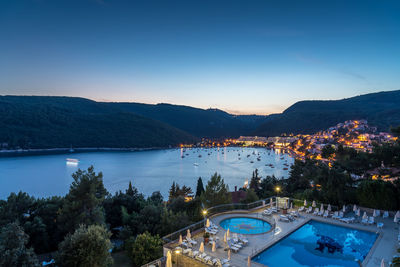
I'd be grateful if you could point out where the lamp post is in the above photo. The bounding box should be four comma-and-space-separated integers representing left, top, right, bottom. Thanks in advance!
175, 249, 180, 267
275, 186, 281, 211
202, 209, 207, 225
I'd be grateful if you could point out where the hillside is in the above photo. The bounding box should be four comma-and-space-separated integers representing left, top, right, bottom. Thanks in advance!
0, 96, 196, 149
254, 90, 400, 136
107, 102, 267, 138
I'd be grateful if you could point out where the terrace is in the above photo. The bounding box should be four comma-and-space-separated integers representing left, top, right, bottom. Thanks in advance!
159, 197, 400, 267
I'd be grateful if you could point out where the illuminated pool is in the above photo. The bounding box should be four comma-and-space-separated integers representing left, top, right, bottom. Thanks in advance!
219, 217, 271, 234
252, 220, 378, 267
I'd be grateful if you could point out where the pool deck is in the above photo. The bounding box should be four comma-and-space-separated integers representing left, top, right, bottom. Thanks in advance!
174, 207, 399, 267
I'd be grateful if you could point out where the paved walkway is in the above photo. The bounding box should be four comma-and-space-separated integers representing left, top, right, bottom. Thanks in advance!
181, 207, 399, 267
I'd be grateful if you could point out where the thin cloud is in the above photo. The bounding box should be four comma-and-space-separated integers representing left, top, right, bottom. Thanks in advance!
295, 53, 367, 81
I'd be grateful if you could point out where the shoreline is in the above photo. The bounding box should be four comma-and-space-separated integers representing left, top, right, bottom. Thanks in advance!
0, 147, 170, 158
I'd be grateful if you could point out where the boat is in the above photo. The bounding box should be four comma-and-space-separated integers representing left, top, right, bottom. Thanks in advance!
250, 161, 254, 163
193, 163, 199, 166
198, 155, 202, 158
66, 158, 79, 164
283, 167, 288, 170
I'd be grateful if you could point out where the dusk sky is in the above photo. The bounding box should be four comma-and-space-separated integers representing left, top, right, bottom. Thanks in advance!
1, 0, 399, 114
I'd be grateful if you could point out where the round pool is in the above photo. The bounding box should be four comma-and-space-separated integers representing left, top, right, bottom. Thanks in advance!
219, 217, 271, 234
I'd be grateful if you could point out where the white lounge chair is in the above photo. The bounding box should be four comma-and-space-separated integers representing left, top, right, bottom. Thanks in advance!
299, 206, 305, 212
279, 215, 290, 222
318, 209, 324, 216
332, 211, 339, 219
228, 245, 239, 253
340, 217, 355, 224
383, 211, 389, 219
313, 208, 319, 216
239, 235, 249, 245
337, 211, 344, 220
192, 250, 199, 258
183, 248, 192, 255
323, 210, 329, 218
203, 255, 212, 264
306, 207, 313, 213
186, 237, 197, 245
361, 217, 369, 224
368, 216, 375, 225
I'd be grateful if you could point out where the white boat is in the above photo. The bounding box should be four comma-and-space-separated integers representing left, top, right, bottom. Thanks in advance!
193, 163, 199, 166
66, 158, 79, 164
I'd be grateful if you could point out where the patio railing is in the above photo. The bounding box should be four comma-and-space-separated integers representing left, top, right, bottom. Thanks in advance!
162, 197, 276, 244
140, 256, 165, 267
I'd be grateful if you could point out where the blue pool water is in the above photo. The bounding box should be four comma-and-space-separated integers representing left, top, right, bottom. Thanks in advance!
219, 217, 271, 234
253, 220, 378, 267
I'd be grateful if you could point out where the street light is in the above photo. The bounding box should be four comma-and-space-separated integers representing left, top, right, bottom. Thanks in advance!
275, 186, 281, 194
175, 249, 181, 266
202, 209, 207, 216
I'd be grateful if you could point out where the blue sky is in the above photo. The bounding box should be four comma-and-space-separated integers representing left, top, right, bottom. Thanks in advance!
0, 0, 399, 114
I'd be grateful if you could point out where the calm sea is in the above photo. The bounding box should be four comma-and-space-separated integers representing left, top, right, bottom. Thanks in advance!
0, 147, 293, 199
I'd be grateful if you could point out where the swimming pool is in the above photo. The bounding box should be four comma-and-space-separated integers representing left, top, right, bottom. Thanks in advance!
252, 220, 378, 267
219, 217, 271, 234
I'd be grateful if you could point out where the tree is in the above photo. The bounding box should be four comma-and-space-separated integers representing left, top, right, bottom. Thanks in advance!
56, 224, 113, 267
126, 231, 163, 267
195, 177, 205, 198
321, 145, 335, 159
357, 180, 399, 210
0, 222, 40, 267
241, 189, 259, 204
249, 169, 261, 192
58, 166, 108, 233
126, 181, 137, 197
200, 173, 231, 208
168, 182, 193, 201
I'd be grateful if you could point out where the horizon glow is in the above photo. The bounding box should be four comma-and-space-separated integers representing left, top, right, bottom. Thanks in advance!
0, 0, 399, 115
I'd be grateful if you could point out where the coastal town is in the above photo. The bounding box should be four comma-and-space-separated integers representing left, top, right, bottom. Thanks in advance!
191, 120, 399, 182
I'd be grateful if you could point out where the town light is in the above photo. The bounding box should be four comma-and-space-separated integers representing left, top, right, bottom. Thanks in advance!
202, 210, 207, 215
275, 186, 281, 193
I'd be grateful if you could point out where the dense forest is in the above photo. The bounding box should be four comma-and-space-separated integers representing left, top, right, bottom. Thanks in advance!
0, 96, 196, 149
254, 90, 400, 136
1, 90, 400, 149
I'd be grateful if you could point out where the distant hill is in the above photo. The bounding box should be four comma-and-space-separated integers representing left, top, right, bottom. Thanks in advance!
0, 96, 196, 149
1, 90, 399, 149
107, 102, 267, 138
254, 90, 400, 136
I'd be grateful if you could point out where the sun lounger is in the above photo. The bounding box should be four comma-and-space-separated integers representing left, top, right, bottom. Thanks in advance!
279, 215, 290, 222
290, 210, 300, 217
239, 235, 249, 245
340, 217, 355, 223
206, 228, 218, 235
313, 208, 319, 216
368, 216, 375, 225
318, 209, 324, 216
299, 206, 305, 212
192, 250, 199, 258
183, 248, 192, 255
228, 245, 239, 253
323, 210, 329, 218
377, 222, 384, 229
203, 255, 212, 264
361, 217, 368, 224
383, 211, 389, 219
195, 252, 207, 262
306, 207, 313, 213
332, 211, 339, 219
186, 237, 197, 245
